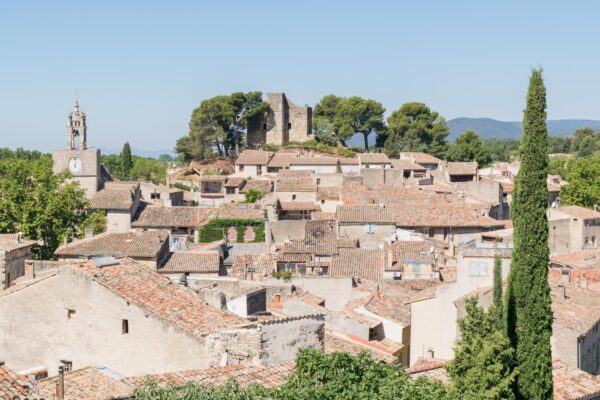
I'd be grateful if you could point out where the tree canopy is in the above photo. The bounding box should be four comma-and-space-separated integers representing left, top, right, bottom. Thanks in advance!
176, 92, 268, 161
448, 130, 492, 165
313, 95, 386, 150
382, 102, 449, 158
121, 142, 133, 178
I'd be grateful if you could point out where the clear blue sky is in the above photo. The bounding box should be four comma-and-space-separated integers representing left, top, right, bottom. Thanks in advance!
2, 0, 600, 153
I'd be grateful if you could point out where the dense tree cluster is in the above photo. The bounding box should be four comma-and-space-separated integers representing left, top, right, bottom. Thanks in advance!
134, 349, 447, 400
447, 130, 491, 165
101, 152, 168, 182
0, 148, 101, 259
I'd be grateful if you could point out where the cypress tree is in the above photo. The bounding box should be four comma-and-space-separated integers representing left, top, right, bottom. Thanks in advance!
121, 142, 133, 178
493, 253, 503, 322
505, 68, 553, 399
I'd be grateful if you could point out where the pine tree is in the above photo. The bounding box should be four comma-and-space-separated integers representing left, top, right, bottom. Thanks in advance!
505, 68, 553, 399
121, 142, 133, 178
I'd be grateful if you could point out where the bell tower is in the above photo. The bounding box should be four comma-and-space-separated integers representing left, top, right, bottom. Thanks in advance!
67, 98, 87, 149
52, 98, 101, 199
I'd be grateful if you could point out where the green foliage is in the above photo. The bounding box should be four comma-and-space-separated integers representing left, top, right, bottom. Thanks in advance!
172, 182, 192, 192
448, 130, 492, 165
578, 135, 597, 158
272, 270, 293, 281
244, 189, 265, 203
570, 127, 595, 153
547, 136, 571, 154
79, 211, 107, 237
548, 156, 569, 179
101, 154, 167, 183
313, 95, 386, 150
505, 68, 553, 399
198, 219, 265, 243
134, 349, 446, 400
493, 253, 503, 323
382, 102, 449, 158
0, 147, 45, 161
121, 142, 133, 178
286, 140, 355, 158
261, 143, 280, 152
560, 155, 600, 208
483, 139, 520, 163
0, 156, 92, 259
176, 92, 268, 161
158, 154, 174, 163
446, 297, 517, 400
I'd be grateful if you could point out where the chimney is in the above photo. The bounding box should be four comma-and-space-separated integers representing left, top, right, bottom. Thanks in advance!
17, 233, 22, 243
275, 294, 281, 304
56, 366, 65, 400
557, 285, 566, 301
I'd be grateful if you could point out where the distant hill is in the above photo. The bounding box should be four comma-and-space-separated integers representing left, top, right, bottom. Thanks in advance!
448, 118, 600, 140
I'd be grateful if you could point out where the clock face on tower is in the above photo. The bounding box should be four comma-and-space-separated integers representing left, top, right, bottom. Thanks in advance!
69, 157, 82, 173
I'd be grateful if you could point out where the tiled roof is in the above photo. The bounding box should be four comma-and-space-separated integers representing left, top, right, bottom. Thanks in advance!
289, 157, 340, 165
317, 186, 340, 201
551, 281, 600, 334
159, 251, 220, 273
324, 332, 401, 364
0, 234, 36, 251
551, 250, 600, 269
399, 152, 441, 165
72, 258, 249, 338
240, 178, 272, 193
279, 201, 320, 211
277, 170, 313, 178
391, 202, 503, 228
90, 182, 138, 210
55, 231, 169, 259
330, 248, 385, 280
358, 153, 390, 164
559, 206, 600, 220
236, 150, 273, 165
391, 159, 426, 170
230, 253, 277, 280
275, 177, 317, 192
406, 358, 450, 384
298, 291, 326, 306
35, 366, 131, 400
553, 359, 600, 400
336, 205, 396, 224
364, 293, 412, 325
267, 152, 299, 168
386, 240, 433, 263
224, 177, 246, 188
124, 362, 294, 390
217, 203, 264, 220
132, 206, 216, 228
0, 365, 32, 399
439, 265, 457, 282
312, 211, 336, 221
446, 161, 478, 175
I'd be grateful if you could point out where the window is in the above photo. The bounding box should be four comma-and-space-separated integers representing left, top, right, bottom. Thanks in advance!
238, 165, 244, 172
67, 309, 76, 319
226, 188, 235, 194
288, 122, 292, 129
150, 192, 160, 199
363, 224, 377, 235
469, 262, 488, 277
122, 319, 129, 334
292, 194, 297, 200
257, 165, 262, 175
321, 200, 325, 204
263, 123, 267, 130
316, 178, 321, 185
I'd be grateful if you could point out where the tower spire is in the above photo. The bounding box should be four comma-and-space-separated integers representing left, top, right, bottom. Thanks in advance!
74, 90, 80, 112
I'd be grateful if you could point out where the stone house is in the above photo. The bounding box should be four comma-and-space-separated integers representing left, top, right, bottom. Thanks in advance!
336, 205, 397, 249
0, 258, 324, 377
0, 234, 37, 289
139, 182, 184, 207
274, 171, 318, 203
216, 203, 266, 243
158, 251, 222, 279
440, 161, 478, 183
198, 175, 228, 206
399, 152, 441, 170
234, 150, 273, 178
383, 240, 438, 280
408, 244, 512, 365
224, 177, 246, 202
549, 250, 600, 285
131, 205, 217, 249
54, 230, 171, 269
548, 206, 600, 254
247, 93, 312, 147
357, 153, 391, 169
390, 159, 428, 179
90, 182, 141, 233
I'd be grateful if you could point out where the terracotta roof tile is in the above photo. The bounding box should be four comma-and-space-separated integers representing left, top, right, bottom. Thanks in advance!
446, 161, 478, 175
217, 203, 265, 220
224, 177, 246, 188
324, 332, 400, 364
236, 150, 273, 165
317, 186, 340, 201
230, 254, 277, 280
90, 182, 139, 210
279, 201, 320, 211
311, 211, 336, 220
275, 177, 317, 192
55, 231, 169, 259
330, 248, 385, 280
72, 258, 249, 337
553, 359, 600, 400
0, 234, 36, 251
132, 206, 216, 228
559, 206, 600, 220
159, 251, 220, 273
0, 365, 32, 398
399, 152, 441, 165
358, 153, 390, 164
240, 178, 272, 194
36, 366, 131, 400
391, 159, 426, 170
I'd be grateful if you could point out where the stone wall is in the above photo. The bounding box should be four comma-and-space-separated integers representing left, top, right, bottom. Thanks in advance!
258, 315, 324, 365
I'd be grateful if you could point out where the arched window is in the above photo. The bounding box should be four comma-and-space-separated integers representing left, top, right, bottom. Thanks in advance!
72, 130, 80, 148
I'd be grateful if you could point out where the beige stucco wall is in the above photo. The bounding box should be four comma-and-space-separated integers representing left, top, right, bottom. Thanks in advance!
274, 192, 316, 202
338, 224, 396, 249
290, 164, 338, 174
0, 269, 211, 376
106, 211, 132, 233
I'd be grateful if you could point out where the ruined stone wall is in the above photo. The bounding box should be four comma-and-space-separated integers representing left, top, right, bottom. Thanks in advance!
287, 99, 312, 143
258, 315, 324, 365
205, 327, 262, 366
266, 93, 289, 145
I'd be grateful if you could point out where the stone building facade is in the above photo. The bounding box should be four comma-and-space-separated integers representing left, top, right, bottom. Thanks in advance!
248, 93, 312, 147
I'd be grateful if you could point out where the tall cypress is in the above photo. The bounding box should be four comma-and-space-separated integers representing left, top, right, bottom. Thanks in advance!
506, 68, 553, 399
493, 253, 503, 322
121, 142, 133, 178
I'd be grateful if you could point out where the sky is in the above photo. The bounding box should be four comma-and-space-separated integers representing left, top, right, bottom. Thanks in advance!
2, 0, 600, 153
